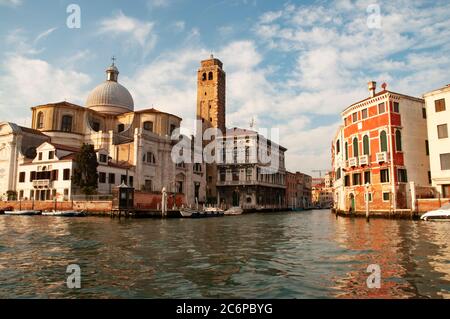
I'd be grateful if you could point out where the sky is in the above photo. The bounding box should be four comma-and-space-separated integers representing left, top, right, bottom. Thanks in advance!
0, 0, 449, 176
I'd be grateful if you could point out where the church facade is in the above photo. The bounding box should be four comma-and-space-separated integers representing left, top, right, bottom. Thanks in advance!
0, 61, 206, 205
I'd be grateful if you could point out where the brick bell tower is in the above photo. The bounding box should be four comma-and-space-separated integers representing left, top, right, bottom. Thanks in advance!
196, 55, 226, 202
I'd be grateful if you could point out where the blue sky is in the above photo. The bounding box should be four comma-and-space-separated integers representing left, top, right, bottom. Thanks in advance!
1, 0, 449, 175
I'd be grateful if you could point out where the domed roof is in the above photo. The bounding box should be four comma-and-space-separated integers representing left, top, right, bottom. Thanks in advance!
85, 62, 134, 115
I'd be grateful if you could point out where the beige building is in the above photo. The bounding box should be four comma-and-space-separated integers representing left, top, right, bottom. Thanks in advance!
0, 61, 206, 204
424, 84, 450, 197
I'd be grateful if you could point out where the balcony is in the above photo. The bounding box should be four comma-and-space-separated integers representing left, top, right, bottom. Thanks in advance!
376, 152, 389, 163
359, 155, 369, 166
348, 157, 358, 167
33, 179, 52, 188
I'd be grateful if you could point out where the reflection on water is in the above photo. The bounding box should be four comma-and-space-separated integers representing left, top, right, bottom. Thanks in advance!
0, 211, 449, 298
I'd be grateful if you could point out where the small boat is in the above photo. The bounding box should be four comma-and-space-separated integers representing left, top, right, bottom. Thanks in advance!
180, 207, 224, 218
42, 210, 86, 217
4, 210, 41, 216
224, 207, 243, 216
421, 204, 450, 221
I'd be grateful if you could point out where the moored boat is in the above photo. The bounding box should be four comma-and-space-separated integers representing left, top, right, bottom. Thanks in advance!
421, 204, 450, 221
224, 207, 243, 216
4, 210, 41, 216
180, 207, 224, 218
42, 210, 86, 217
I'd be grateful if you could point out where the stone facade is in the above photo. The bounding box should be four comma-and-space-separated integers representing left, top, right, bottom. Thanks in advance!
286, 171, 312, 210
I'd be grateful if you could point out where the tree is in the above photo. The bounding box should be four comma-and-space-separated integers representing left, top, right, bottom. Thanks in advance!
72, 144, 99, 196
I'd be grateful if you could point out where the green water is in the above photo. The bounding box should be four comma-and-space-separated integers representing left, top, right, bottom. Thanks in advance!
0, 210, 449, 298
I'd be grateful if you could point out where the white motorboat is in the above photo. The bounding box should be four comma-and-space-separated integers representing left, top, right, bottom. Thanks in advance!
421, 203, 450, 221
4, 210, 41, 216
42, 210, 86, 217
224, 207, 243, 216
180, 207, 224, 218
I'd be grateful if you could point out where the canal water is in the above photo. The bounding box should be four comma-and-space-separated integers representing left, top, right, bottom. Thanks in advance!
0, 210, 449, 299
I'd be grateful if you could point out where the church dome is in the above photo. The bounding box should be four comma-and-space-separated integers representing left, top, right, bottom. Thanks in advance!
86, 62, 134, 115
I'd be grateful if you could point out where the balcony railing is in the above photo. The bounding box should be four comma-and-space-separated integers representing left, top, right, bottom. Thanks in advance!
348, 157, 358, 167
359, 155, 369, 166
376, 152, 389, 163
32, 179, 52, 188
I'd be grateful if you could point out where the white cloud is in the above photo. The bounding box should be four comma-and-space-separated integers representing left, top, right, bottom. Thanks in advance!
34, 27, 57, 44
0, 0, 21, 7
98, 11, 157, 55
0, 55, 91, 124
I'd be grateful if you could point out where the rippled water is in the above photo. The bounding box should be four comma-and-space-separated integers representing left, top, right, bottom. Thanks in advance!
0, 210, 449, 298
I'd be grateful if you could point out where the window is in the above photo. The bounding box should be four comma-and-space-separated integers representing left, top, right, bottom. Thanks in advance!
143, 121, 153, 132
129, 176, 134, 187
352, 112, 358, 122
38, 152, 43, 161
425, 140, 429, 156
51, 170, 58, 181
246, 168, 252, 181
352, 137, 359, 157
108, 173, 115, 184
92, 122, 100, 132
353, 173, 361, 185
220, 169, 226, 182
383, 192, 390, 201
440, 153, 450, 170
144, 152, 156, 164
30, 171, 36, 182
19, 172, 25, 183
37, 112, 44, 129
63, 169, 70, 180
364, 193, 373, 202
363, 135, 370, 155
99, 154, 108, 163
170, 124, 177, 135
336, 140, 340, 154
121, 175, 127, 183
118, 124, 125, 133
344, 175, 350, 187
380, 131, 388, 152
99, 172, 106, 183
61, 115, 73, 132
422, 108, 427, 119
435, 98, 446, 112
336, 168, 341, 180
398, 169, 408, 183
393, 102, 400, 113
208, 72, 213, 80
345, 142, 348, 160
364, 171, 371, 184
378, 102, 385, 114
194, 163, 202, 173
48, 151, 54, 160
64, 189, 69, 197
438, 124, 448, 139
144, 180, 152, 191
428, 171, 432, 184
232, 169, 239, 181
380, 169, 390, 183
202, 73, 207, 81
176, 181, 184, 194
395, 130, 402, 152
361, 109, 368, 119
19, 190, 24, 200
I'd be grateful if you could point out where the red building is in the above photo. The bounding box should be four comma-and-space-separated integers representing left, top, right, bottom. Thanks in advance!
333, 82, 430, 214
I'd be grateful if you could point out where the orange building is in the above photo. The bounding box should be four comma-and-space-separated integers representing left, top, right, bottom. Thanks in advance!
332, 82, 430, 214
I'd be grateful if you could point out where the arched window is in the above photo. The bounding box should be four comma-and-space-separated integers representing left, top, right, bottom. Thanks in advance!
363, 135, 370, 155
353, 137, 359, 157
336, 139, 340, 154
37, 112, 44, 129
208, 72, 213, 80
380, 131, 388, 152
61, 115, 73, 132
395, 130, 402, 152
202, 73, 207, 81
345, 142, 348, 160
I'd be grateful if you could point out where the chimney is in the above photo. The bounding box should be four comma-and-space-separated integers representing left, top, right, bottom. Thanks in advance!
368, 81, 377, 98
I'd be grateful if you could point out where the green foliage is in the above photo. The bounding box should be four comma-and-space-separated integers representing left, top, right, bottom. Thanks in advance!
72, 144, 99, 195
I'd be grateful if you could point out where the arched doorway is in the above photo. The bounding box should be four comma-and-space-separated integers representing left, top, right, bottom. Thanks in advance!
349, 193, 355, 213
232, 190, 240, 207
